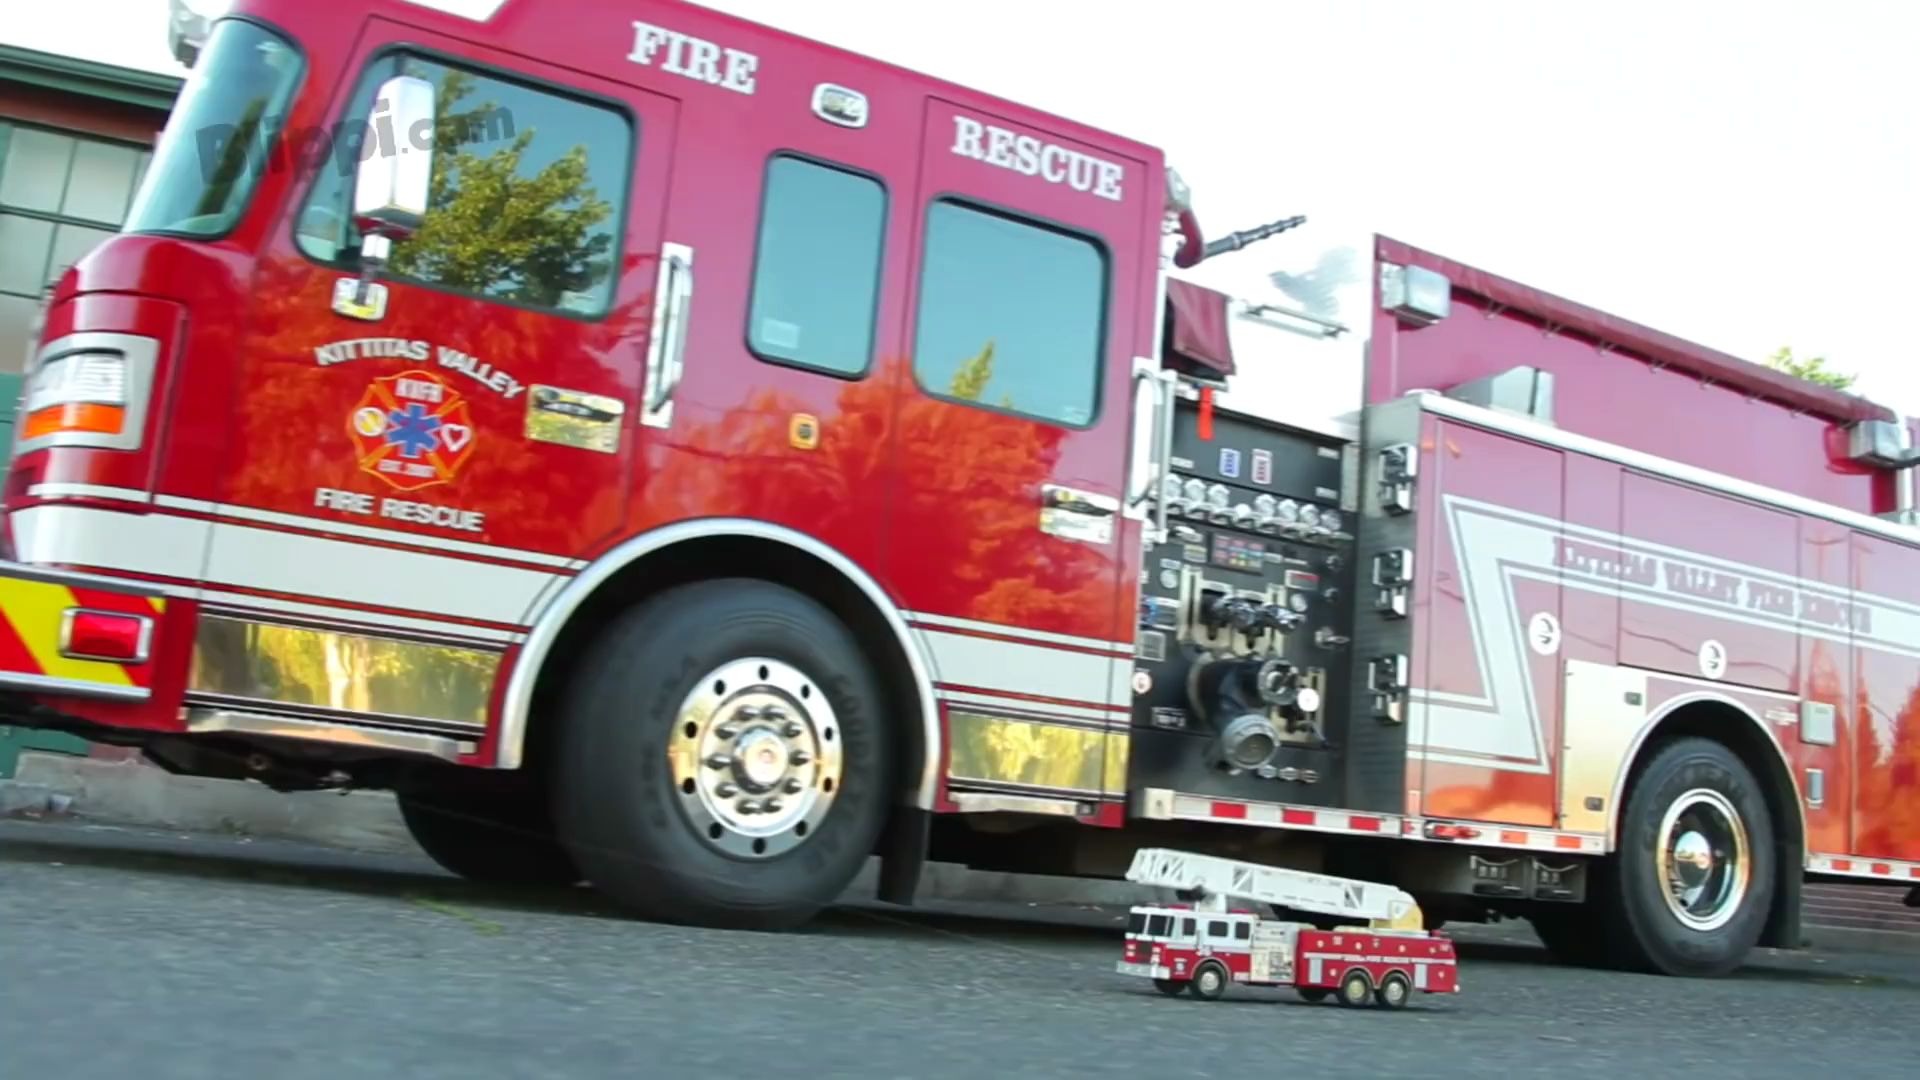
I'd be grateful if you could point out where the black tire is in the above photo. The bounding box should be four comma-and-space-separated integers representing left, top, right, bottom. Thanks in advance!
1602, 737, 1776, 977
1152, 978, 1186, 997
1374, 971, 1411, 1010
550, 578, 893, 931
1337, 968, 1373, 1008
1189, 960, 1230, 1001
397, 783, 580, 886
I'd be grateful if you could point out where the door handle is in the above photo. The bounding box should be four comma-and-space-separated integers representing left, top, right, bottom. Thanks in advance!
642, 241, 695, 430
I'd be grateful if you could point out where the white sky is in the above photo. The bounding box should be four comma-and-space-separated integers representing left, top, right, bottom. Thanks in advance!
7, 0, 1918, 412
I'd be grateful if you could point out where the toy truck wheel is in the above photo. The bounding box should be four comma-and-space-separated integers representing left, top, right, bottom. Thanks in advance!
1189, 961, 1230, 1001
550, 579, 893, 931
396, 783, 580, 886
1152, 978, 1186, 997
1374, 972, 1411, 1010
1604, 737, 1775, 977
1336, 969, 1373, 1008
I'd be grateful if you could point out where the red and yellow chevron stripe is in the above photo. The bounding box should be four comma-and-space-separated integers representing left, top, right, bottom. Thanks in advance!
0, 570, 164, 697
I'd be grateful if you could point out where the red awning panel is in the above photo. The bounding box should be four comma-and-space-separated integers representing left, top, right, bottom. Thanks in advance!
1165, 278, 1235, 378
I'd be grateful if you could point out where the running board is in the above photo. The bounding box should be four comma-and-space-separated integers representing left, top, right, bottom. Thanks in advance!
184, 708, 472, 763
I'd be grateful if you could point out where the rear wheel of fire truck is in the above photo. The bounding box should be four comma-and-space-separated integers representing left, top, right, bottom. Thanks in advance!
1188, 961, 1230, 1001
550, 579, 892, 931
1336, 968, 1373, 1008
1604, 737, 1775, 977
1373, 972, 1411, 1010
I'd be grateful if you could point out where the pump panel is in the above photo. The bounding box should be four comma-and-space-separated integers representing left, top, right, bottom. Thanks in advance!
1127, 395, 1359, 806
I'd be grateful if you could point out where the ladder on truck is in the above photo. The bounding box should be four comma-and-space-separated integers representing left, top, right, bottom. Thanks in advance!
1125, 848, 1426, 932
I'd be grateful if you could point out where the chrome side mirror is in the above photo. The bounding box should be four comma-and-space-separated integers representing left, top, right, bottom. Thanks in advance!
351, 74, 435, 285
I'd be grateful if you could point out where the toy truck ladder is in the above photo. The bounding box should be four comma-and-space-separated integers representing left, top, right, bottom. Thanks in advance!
1126, 848, 1425, 931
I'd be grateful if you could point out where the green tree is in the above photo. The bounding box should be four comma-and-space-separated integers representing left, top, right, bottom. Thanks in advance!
387, 70, 613, 308
1764, 346, 1856, 391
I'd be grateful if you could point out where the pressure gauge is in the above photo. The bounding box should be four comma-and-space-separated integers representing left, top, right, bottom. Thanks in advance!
1288, 592, 1311, 613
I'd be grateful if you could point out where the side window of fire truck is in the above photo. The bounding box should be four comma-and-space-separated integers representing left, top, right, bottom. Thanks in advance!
294, 53, 632, 318
746, 155, 886, 377
1234, 923, 1250, 941
1181, 918, 1196, 937
1207, 920, 1230, 940
1146, 914, 1172, 937
911, 199, 1106, 427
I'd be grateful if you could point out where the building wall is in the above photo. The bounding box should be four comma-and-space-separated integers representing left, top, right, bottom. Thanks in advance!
0, 75, 174, 375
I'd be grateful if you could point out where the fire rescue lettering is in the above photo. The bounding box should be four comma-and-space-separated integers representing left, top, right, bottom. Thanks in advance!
626, 21, 758, 95
313, 487, 486, 534
949, 115, 1124, 202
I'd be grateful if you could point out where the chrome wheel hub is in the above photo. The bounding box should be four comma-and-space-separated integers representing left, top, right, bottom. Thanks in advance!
1656, 788, 1749, 932
668, 657, 843, 859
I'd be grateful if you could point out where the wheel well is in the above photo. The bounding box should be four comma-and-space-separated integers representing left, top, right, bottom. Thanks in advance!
1618, 697, 1806, 950
520, 533, 928, 823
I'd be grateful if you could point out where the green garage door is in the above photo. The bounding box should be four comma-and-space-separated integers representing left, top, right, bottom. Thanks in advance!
0, 370, 93, 777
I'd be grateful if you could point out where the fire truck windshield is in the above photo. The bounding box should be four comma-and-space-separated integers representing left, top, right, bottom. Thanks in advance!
124, 18, 303, 240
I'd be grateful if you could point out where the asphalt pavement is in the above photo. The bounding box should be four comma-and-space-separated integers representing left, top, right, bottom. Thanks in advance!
2, 819, 1915, 1079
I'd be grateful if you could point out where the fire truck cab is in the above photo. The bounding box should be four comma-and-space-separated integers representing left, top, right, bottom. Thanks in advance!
2, 0, 1916, 978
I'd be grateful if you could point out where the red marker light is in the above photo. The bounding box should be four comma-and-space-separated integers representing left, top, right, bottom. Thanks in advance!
61, 610, 151, 663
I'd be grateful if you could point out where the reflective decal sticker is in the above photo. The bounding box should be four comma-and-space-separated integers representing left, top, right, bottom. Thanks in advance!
525, 384, 624, 454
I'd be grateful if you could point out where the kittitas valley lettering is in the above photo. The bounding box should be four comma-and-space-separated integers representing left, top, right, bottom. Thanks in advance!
312, 337, 525, 399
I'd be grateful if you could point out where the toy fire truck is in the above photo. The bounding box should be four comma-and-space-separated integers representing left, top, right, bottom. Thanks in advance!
1117, 849, 1459, 1007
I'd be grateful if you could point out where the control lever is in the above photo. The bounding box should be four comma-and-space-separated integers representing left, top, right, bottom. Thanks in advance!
1255, 604, 1304, 633
1200, 594, 1261, 633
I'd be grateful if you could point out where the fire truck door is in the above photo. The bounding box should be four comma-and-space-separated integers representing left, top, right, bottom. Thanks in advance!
891, 98, 1152, 802
208, 26, 677, 649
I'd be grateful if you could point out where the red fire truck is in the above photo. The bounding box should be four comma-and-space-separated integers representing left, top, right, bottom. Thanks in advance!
1, 0, 1915, 978
1117, 849, 1460, 1007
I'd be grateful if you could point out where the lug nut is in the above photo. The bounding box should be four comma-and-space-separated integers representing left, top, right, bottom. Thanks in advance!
789, 750, 811, 766
737, 799, 762, 815
784, 779, 804, 795
715, 724, 739, 740
704, 754, 731, 770
763, 798, 783, 813
781, 721, 804, 738
716, 783, 739, 798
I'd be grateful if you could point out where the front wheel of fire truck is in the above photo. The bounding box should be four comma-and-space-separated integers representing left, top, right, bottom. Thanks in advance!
550, 578, 893, 931
1603, 737, 1776, 978
1188, 960, 1230, 1001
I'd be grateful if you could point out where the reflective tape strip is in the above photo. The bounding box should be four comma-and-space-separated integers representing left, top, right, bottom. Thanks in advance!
0, 572, 163, 694
1809, 853, 1920, 881
1138, 788, 1607, 854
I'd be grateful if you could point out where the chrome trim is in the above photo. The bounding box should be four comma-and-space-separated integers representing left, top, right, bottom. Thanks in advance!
1416, 392, 1920, 545
184, 708, 469, 762
26, 483, 152, 504
499, 518, 943, 809
58, 608, 154, 665
0, 671, 151, 702
0, 559, 166, 596
14, 332, 161, 456
1605, 689, 1806, 854
641, 241, 694, 429
949, 791, 1087, 817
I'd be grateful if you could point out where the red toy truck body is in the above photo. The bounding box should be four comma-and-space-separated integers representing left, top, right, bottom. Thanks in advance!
2, 0, 1915, 975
